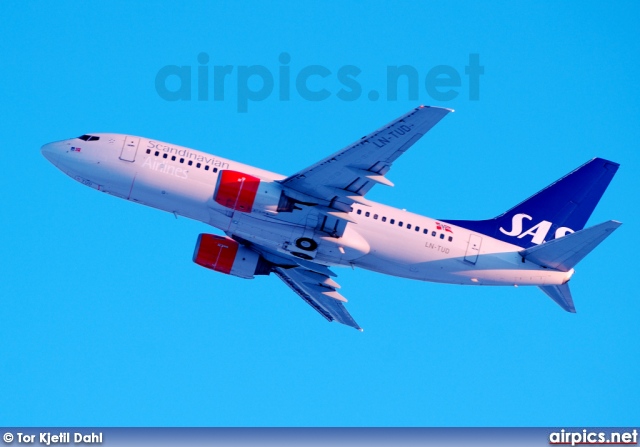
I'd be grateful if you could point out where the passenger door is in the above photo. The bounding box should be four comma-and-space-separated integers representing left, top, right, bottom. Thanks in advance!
464, 234, 482, 264
120, 136, 140, 162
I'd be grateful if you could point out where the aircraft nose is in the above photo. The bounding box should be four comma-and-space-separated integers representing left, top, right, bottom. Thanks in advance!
41, 142, 60, 166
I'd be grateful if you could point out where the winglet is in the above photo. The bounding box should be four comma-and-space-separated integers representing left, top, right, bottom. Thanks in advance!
420, 104, 455, 113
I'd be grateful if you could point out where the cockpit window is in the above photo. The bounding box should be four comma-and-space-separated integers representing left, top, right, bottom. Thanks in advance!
78, 135, 100, 141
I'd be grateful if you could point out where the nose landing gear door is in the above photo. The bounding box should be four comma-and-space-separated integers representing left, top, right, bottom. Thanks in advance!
120, 136, 140, 162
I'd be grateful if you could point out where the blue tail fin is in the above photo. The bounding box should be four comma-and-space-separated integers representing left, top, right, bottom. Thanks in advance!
443, 158, 619, 249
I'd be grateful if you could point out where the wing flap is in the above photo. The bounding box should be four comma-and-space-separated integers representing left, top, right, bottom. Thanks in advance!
273, 267, 361, 330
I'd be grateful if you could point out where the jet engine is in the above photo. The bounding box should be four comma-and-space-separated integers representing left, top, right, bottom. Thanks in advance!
192, 233, 271, 278
213, 170, 283, 214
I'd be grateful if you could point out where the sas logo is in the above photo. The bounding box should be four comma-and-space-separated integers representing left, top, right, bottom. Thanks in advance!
499, 213, 574, 245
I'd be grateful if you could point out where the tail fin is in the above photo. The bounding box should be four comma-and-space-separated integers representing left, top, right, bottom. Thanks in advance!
443, 158, 619, 249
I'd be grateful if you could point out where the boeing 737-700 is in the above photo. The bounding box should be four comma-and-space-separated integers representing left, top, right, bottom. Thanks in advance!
41, 106, 620, 330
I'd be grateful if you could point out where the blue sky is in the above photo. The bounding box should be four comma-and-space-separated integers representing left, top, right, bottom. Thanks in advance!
0, 1, 638, 427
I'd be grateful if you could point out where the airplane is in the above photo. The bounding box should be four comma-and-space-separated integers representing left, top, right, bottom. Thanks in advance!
41, 106, 621, 331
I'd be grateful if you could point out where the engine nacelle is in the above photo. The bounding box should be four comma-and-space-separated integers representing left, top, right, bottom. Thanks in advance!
192, 234, 270, 278
213, 170, 282, 213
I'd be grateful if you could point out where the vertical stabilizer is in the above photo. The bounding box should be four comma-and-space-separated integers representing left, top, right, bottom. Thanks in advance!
443, 158, 619, 249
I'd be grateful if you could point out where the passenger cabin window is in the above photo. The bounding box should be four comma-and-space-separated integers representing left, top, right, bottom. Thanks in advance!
365, 212, 370, 217
423, 229, 428, 234
440, 233, 445, 239
448, 236, 453, 242
357, 209, 362, 215
398, 221, 403, 227
407, 224, 411, 229
382, 217, 387, 222
374, 214, 378, 220
390, 219, 395, 224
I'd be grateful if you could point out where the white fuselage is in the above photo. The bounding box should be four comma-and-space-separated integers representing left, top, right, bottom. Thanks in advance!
41, 133, 573, 287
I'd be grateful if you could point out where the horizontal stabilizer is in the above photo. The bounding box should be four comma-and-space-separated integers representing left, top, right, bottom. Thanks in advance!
539, 283, 576, 313
520, 220, 621, 272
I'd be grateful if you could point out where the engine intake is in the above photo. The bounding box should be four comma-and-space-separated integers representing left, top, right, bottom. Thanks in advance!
193, 234, 270, 278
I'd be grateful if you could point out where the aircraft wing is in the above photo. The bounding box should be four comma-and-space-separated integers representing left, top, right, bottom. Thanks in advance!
273, 266, 362, 331
279, 106, 452, 210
